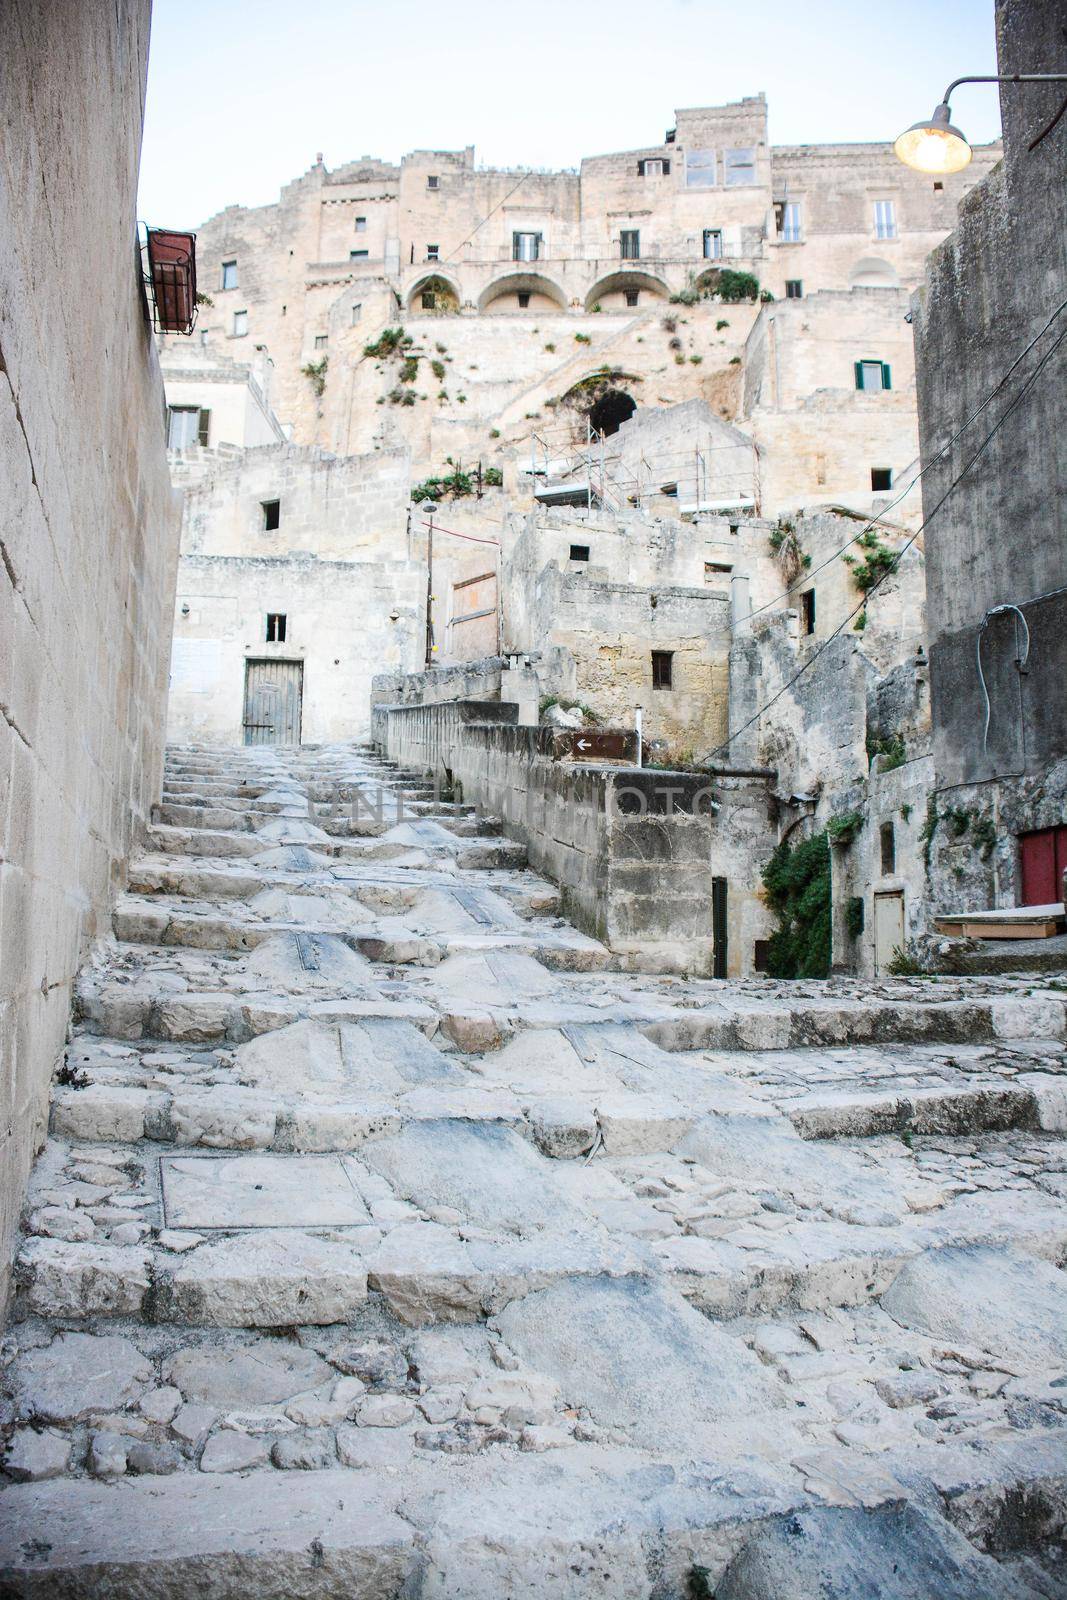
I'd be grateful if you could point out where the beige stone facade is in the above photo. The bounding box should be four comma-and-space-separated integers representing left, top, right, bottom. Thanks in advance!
186, 97, 998, 514
0, 0, 180, 1310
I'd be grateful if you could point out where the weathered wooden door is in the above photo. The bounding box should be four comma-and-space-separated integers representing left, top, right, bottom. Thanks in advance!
242, 660, 303, 745
873, 891, 905, 974
1019, 826, 1067, 905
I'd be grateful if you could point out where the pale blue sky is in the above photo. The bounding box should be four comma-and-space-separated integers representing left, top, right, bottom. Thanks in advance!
139, 0, 1002, 229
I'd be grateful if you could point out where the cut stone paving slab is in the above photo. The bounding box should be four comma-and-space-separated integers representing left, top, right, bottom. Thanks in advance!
11, 1331, 151, 1424
161, 1153, 372, 1229
494, 1274, 793, 1455
880, 1244, 1067, 1370
236, 1016, 461, 1097
359, 1119, 587, 1236
165, 1342, 334, 1406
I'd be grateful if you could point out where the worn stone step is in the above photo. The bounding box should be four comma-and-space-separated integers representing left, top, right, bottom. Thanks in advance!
787, 1076, 1066, 1140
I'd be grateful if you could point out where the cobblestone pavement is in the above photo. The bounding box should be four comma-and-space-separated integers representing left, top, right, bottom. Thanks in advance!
2, 745, 1066, 1597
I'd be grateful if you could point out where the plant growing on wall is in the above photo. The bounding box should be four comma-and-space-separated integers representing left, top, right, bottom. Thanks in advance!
301, 357, 328, 397
842, 530, 899, 593
399, 356, 420, 384
866, 732, 906, 770
827, 810, 864, 847
363, 327, 412, 360
699, 268, 760, 303
761, 831, 831, 978
768, 520, 810, 585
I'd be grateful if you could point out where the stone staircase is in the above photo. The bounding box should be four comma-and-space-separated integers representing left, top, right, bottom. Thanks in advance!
2, 743, 1066, 1596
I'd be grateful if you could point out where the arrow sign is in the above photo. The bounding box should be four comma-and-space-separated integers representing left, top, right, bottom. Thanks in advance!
577, 738, 591, 750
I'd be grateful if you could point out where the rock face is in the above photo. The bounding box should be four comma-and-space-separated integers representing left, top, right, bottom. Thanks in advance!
1, 741, 1065, 1593
715, 1503, 1041, 1599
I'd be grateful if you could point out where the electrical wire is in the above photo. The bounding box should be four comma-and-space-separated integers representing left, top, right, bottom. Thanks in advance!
703, 318, 1067, 764
443, 172, 532, 264
977, 603, 1030, 753
419, 518, 500, 547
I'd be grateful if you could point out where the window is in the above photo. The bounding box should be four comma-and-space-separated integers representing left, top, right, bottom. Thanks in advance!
354, 215, 367, 232
651, 650, 674, 690
855, 360, 892, 392
933, 181, 944, 192
426, 244, 440, 261
724, 147, 757, 187
704, 561, 732, 584
517, 291, 531, 308
625, 290, 639, 307
685, 148, 716, 188
351, 302, 362, 325
421, 291, 437, 310
874, 199, 897, 240
265, 612, 287, 643
753, 939, 771, 973
871, 467, 893, 491
166, 406, 209, 449
800, 588, 816, 635
703, 229, 723, 260
314, 334, 328, 350
262, 499, 281, 531
620, 230, 640, 260
777, 201, 802, 242
220, 259, 237, 290
232, 309, 248, 337
880, 821, 896, 874
569, 544, 590, 562
427, 175, 439, 190
785, 279, 803, 298
512, 232, 541, 262
350, 249, 368, 260
637, 158, 669, 177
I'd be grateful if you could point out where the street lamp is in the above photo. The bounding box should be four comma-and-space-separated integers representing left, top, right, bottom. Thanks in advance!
894, 74, 1067, 174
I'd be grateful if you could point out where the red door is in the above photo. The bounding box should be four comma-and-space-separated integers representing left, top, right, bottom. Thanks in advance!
1019, 826, 1067, 906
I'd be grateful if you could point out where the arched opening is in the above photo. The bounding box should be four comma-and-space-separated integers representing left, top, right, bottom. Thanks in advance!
405, 273, 461, 314
478, 273, 568, 314
584, 271, 669, 313
588, 390, 636, 437
849, 257, 900, 290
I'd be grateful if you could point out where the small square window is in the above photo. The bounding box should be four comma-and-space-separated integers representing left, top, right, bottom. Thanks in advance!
351, 302, 362, 325
651, 650, 673, 690
232, 309, 248, 337
569, 544, 590, 562
421, 291, 436, 310
314, 333, 328, 350
785, 279, 803, 298
933, 181, 944, 192
625, 289, 639, 307
262, 499, 281, 531
801, 588, 816, 635
426, 244, 440, 261
220, 259, 237, 290
638, 158, 667, 177
856, 360, 891, 392
704, 561, 732, 584
880, 821, 896, 874
517, 291, 531, 308
871, 467, 893, 492
427, 175, 439, 190
354, 215, 367, 231
266, 612, 286, 643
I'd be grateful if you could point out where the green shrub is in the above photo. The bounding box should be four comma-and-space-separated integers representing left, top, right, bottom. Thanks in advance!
301, 357, 328, 397
701, 268, 760, 303
827, 811, 864, 847
431, 359, 446, 381
399, 356, 419, 383
363, 327, 411, 359
574, 333, 591, 345
867, 732, 906, 771
761, 832, 832, 979
842, 530, 899, 593
715, 319, 730, 331
483, 466, 503, 487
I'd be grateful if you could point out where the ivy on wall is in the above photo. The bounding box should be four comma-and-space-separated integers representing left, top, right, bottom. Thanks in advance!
761, 832, 832, 979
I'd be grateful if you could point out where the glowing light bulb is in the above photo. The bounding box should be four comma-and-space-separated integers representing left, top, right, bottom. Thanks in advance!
893, 104, 972, 174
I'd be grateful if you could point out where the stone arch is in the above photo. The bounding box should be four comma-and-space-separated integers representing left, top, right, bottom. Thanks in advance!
849, 257, 900, 290
405, 272, 462, 314
588, 389, 637, 436
584, 271, 670, 312
478, 272, 568, 314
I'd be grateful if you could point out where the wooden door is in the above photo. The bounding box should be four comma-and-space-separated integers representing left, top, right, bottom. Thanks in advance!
243, 660, 303, 746
873, 891, 905, 974
1019, 826, 1067, 906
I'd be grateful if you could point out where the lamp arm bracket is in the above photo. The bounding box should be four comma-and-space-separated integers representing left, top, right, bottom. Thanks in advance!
943, 73, 1067, 104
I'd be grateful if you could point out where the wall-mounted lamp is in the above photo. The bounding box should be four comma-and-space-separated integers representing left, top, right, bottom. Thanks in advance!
894, 73, 1067, 173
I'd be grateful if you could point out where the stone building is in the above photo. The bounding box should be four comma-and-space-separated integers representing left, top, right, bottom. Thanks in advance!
0, 0, 179, 1309
912, 0, 1066, 922
187, 98, 999, 510
160, 340, 288, 455
167, 444, 426, 745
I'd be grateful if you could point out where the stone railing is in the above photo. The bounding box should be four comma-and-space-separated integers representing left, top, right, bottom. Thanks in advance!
374, 700, 719, 974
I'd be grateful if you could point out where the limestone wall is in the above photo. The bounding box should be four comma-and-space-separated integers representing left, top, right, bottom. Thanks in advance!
0, 0, 180, 1309
377, 705, 718, 973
